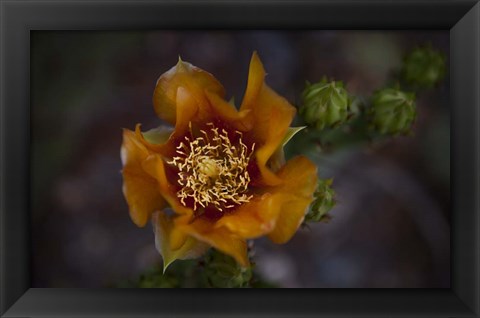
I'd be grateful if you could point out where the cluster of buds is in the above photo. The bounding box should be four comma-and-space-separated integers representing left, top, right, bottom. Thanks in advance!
201, 249, 253, 288
305, 179, 335, 223
402, 45, 446, 89
299, 79, 350, 130
368, 88, 416, 135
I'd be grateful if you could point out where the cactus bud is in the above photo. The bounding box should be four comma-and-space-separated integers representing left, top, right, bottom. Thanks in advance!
305, 179, 335, 223
369, 88, 416, 135
402, 46, 446, 89
299, 79, 350, 130
202, 249, 252, 288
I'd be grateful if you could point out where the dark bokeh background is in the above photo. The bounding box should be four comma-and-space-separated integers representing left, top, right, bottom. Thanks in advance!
31, 30, 450, 288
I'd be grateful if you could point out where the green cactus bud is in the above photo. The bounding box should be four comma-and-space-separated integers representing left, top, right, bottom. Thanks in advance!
299, 79, 350, 130
369, 88, 416, 135
202, 249, 252, 288
305, 179, 335, 223
402, 45, 446, 89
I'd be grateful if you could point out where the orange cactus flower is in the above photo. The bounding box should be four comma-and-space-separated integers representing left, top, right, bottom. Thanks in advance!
121, 52, 318, 269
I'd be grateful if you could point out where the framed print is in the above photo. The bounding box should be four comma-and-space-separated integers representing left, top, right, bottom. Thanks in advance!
1, 0, 479, 317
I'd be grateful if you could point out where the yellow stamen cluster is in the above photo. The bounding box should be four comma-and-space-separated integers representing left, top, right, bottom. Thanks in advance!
168, 123, 255, 212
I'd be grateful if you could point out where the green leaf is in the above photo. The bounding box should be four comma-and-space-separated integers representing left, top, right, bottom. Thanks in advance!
152, 212, 209, 273
282, 126, 306, 147
228, 96, 236, 107
142, 126, 173, 145
268, 126, 306, 172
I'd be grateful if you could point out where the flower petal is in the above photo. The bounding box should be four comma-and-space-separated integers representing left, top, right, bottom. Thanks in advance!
215, 193, 282, 239
152, 212, 209, 272
173, 86, 201, 135
175, 216, 249, 267
141, 153, 194, 216
141, 86, 214, 156
267, 198, 309, 244
240, 52, 296, 186
153, 58, 225, 125
216, 156, 316, 241
268, 156, 318, 243
135, 88, 200, 157
204, 90, 253, 131
121, 129, 166, 227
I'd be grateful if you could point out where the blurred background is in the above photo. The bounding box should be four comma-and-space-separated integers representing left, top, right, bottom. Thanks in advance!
31, 30, 450, 288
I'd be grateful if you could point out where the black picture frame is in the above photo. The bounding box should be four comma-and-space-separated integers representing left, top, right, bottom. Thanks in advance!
1, 0, 479, 317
